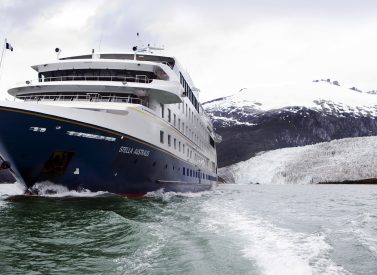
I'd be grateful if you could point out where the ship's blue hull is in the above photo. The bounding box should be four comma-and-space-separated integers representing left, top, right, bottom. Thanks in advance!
0, 107, 216, 196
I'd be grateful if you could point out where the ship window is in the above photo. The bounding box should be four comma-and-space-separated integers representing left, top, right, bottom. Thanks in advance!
168, 135, 171, 146
179, 141, 181, 152
153, 161, 156, 167
174, 138, 176, 149
59, 55, 92, 60
183, 167, 185, 175
160, 131, 164, 143
178, 119, 181, 131
183, 144, 185, 154
100, 54, 134, 60
209, 135, 215, 148
173, 114, 176, 127
160, 104, 164, 118
136, 54, 175, 68
168, 109, 171, 122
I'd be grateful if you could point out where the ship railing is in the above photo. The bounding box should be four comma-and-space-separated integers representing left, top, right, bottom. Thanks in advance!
20, 75, 152, 85
17, 94, 147, 106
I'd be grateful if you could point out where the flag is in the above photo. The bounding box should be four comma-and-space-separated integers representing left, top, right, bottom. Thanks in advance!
5, 42, 13, 51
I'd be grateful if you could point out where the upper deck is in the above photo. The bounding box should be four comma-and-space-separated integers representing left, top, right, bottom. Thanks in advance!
8, 51, 184, 104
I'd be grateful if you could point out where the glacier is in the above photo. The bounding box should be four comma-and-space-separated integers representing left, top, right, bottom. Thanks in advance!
219, 136, 377, 184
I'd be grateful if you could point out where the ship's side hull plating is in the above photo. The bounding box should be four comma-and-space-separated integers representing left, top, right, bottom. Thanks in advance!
0, 106, 216, 195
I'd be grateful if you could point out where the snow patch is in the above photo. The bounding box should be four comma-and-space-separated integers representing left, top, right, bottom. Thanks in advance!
204, 82, 377, 118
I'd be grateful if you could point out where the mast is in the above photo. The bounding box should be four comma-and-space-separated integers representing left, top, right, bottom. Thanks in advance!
0, 39, 7, 74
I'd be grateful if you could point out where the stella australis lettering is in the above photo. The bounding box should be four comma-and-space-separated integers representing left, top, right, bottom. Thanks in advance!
119, 146, 150, 157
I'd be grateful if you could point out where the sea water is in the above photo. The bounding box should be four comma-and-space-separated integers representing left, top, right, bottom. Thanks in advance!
0, 183, 377, 274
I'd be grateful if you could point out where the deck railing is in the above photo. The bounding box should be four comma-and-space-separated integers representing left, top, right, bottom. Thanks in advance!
22, 75, 152, 85
17, 94, 147, 106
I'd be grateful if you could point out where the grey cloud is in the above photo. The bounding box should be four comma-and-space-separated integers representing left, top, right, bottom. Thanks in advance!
0, 0, 63, 32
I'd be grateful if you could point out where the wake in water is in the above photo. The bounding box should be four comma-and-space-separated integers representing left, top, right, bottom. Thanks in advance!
202, 199, 348, 275
145, 188, 213, 201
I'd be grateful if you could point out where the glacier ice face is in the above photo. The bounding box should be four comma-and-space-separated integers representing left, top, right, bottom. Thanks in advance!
219, 136, 377, 185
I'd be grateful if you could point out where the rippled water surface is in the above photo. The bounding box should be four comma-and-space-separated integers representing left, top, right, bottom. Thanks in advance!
1, 183, 377, 274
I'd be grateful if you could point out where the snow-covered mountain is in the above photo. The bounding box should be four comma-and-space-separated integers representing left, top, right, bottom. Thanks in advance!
204, 80, 377, 167
219, 136, 377, 185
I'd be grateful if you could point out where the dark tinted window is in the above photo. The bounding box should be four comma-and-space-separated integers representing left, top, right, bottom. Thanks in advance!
100, 54, 134, 60
59, 55, 92, 60
136, 55, 175, 68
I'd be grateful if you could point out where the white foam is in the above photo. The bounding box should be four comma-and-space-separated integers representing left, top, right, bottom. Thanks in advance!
0, 183, 25, 196
348, 212, 377, 256
203, 201, 348, 275
31, 182, 108, 197
145, 189, 212, 200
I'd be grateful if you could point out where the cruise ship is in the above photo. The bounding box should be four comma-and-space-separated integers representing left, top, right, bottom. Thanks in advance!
0, 46, 219, 196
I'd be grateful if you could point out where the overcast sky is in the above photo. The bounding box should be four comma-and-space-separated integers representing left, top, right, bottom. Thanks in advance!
1, 0, 377, 101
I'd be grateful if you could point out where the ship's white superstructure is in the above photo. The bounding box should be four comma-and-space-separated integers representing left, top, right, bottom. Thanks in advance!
0, 47, 218, 195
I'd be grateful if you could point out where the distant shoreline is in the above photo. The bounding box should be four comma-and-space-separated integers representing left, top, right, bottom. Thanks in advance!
318, 178, 377, 184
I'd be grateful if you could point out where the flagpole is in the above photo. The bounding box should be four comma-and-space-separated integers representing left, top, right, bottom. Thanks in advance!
0, 39, 6, 74
0, 38, 7, 85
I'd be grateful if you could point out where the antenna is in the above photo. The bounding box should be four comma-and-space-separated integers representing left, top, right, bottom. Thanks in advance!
137, 32, 143, 48
133, 33, 165, 53
98, 28, 104, 53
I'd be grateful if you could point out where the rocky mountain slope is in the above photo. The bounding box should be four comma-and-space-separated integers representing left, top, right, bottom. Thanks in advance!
204, 80, 377, 167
